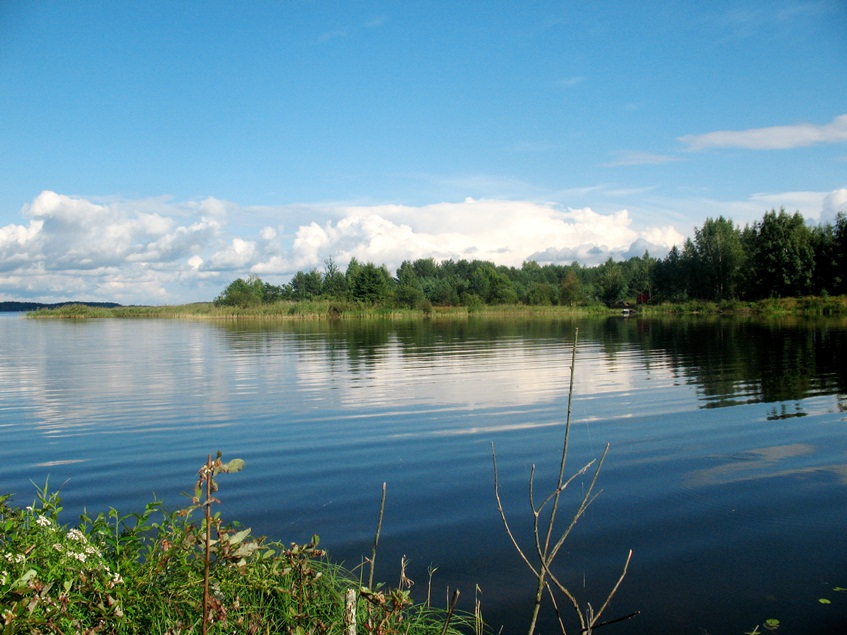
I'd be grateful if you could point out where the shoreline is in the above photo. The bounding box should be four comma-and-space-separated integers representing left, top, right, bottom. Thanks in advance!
23, 294, 847, 320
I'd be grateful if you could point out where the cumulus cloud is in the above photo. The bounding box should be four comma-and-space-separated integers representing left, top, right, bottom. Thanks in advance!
679, 113, 847, 150
1, 191, 690, 304
821, 188, 847, 224
281, 199, 684, 271
0, 191, 234, 303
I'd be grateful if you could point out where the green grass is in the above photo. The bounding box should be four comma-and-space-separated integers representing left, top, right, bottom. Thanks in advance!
638, 295, 847, 317
28, 301, 616, 321
0, 462, 476, 635
26, 295, 847, 321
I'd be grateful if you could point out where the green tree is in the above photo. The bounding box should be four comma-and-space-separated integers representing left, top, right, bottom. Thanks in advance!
595, 259, 628, 305
811, 221, 839, 295
412, 257, 438, 279
262, 281, 284, 302
689, 216, 746, 300
560, 268, 586, 305
469, 263, 517, 304
289, 269, 323, 300
652, 245, 688, 301
349, 262, 392, 303
748, 208, 815, 298
288, 271, 308, 300
626, 251, 657, 302
214, 275, 265, 307
322, 257, 348, 299
344, 257, 362, 295
424, 277, 461, 305
469, 264, 492, 300
835, 212, 847, 294
394, 260, 425, 308
525, 282, 556, 305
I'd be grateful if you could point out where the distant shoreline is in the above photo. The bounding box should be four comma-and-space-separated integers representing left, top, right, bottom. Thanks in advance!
0, 300, 123, 312
17, 294, 847, 319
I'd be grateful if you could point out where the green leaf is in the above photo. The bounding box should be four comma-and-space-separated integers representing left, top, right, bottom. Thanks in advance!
233, 542, 260, 559
220, 458, 245, 474
13, 569, 37, 591
833, 586, 847, 592
819, 598, 831, 604
229, 528, 251, 545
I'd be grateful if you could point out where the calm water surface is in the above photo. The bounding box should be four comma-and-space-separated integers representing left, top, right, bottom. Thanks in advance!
1, 313, 846, 633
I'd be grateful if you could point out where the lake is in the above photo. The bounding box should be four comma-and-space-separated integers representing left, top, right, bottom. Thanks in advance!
1, 313, 846, 633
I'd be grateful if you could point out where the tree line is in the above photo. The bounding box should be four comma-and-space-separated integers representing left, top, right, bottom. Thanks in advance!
214, 208, 847, 309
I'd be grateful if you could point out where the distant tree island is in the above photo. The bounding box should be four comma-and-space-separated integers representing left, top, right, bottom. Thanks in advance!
215, 208, 847, 311
0, 301, 122, 312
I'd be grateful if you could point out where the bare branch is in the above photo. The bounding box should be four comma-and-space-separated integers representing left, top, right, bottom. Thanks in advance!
589, 549, 633, 627
492, 442, 539, 578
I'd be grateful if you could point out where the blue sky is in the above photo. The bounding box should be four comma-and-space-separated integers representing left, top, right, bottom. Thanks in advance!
1, 1, 846, 304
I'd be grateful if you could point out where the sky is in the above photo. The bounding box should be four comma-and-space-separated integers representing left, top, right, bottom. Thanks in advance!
1, 1, 846, 305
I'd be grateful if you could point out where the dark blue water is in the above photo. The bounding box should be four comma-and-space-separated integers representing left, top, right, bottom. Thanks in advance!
1, 313, 846, 633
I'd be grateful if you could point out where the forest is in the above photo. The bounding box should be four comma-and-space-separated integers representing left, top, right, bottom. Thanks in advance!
214, 208, 847, 309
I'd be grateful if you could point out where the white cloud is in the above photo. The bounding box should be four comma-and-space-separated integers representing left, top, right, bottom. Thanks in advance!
0, 219, 43, 269
647, 187, 847, 228
747, 190, 839, 222
679, 113, 847, 150
0, 191, 232, 303
128, 218, 221, 264
821, 188, 847, 224
285, 200, 684, 270
207, 237, 258, 270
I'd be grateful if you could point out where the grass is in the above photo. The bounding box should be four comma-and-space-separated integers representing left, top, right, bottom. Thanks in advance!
0, 456, 475, 635
27, 301, 612, 321
637, 295, 847, 317
26, 295, 847, 321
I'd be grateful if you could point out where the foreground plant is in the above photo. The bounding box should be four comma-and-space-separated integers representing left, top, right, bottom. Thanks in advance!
0, 456, 471, 635
492, 329, 638, 634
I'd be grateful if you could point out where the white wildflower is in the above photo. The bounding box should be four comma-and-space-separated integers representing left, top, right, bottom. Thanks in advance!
12, 554, 25, 564
35, 515, 51, 527
53, 543, 65, 553
1, 570, 7, 585
84, 545, 98, 556
71, 552, 86, 563
110, 572, 123, 586
66, 528, 87, 543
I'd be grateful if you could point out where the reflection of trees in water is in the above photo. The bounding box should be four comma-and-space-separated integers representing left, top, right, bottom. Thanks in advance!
214, 316, 847, 407
216, 319, 394, 374
766, 402, 807, 420
618, 317, 847, 406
